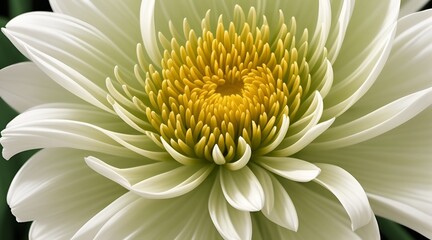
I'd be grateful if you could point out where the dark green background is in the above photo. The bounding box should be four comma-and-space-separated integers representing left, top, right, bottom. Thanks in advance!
0, 1, 430, 239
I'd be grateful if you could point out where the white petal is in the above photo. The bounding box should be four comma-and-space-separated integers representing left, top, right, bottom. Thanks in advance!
325, 0, 354, 62
0, 104, 166, 160
313, 164, 372, 230
139, 0, 162, 65
75, 181, 220, 240
399, 0, 429, 17
311, 87, 432, 149
368, 194, 432, 238
86, 157, 214, 199
255, 156, 320, 182
272, 118, 334, 156
251, 165, 298, 231
3, 12, 128, 112
0, 62, 81, 112
220, 166, 264, 212
252, 180, 379, 239
335, 9, 432, 124
209, 174, 252, 240
7, 148, 125, 239
49, 0, 140, 72
323, 0, 399, 119
299, 108, 432, 238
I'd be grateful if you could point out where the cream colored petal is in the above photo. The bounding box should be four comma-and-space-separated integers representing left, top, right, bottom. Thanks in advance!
313, 164, 373, 230
311, 87, 432, 149
220, 166, 264, 212
49, 0, 140, 77
251, 180, 379, 239
3, 12, 130, 112
251, 165, 298, 231
399, 0, 429, 17
0, 104, 166, 160
86, 156, 214, 199
209, 173, 252, 240
368, 194, 432, 238
335, 9, 432, 124
74, 180, 221, 240
7, 148, 126, 239
299, 108, 432, 238
255, 156, 320, 182
325, 0, 354, 62
323, 0, 399, 119
0, 62, 81, 113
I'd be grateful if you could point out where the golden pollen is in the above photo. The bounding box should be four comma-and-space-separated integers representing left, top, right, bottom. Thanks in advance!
141, 6, 313, 165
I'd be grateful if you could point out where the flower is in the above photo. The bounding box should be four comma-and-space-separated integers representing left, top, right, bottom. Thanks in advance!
1, 0, 432, 239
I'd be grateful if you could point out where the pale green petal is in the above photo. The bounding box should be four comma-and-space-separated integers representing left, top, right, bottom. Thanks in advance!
368, 194, 432, 238
399, 0, 429, 17
325, 0, 354, 62
7, 149, 125, 239
251, 181, 379, 239
0, 104, 166, 159
74, 181, 221, 240
209, 173, 252, 240
323, 0, 399, 119
220, 166, 264, 212
299, 108, 432, 238
2, 12, 132, 112
86, 157, 214, 199
335, 9, 432, 124
310, 87, 432, 149
251, 165, 298, 231
0, 62, 81, 113
255, 156, 320, 182
313, 164, 373, 230
49, 0, 141, 76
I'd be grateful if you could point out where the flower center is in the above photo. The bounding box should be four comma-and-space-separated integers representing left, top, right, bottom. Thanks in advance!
130, 6, 321, 167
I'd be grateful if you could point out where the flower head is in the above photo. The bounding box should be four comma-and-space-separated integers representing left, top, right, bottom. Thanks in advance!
1, 0, 432, 239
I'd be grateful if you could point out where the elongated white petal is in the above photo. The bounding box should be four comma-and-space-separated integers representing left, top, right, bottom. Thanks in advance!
314, 164, 372, 230
272, 118, 334, 156
220, 166, 264, 212
0, 62, 81, 112
75, 181, 219, 240
255, 156, 320, 182
368, 194, 432, 238
209, 174, 252, 240
7, 149, 125, 239
86, 157, 214, 199
311, 87, 432, 149
399, 0, 429, 17
3, 12, 128, 112
0, 104, 166, 160
299, 108, 432, 238
323, 0, 399, 119
49, 0, 140, 75
326, 0, 354, 62
139, 0, 162, 65
251, 165, 298, 231
336, 9, 432, 124
252, 180, 378, 239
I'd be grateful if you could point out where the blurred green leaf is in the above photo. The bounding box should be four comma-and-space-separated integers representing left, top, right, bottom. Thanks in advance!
378, 217, 414, 240
8, 0, 32, 17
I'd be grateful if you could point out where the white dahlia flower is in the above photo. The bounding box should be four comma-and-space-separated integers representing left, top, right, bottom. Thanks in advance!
1, 0, 432, 239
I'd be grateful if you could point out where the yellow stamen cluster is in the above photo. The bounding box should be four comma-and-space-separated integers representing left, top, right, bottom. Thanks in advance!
143, 7, 311, 164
